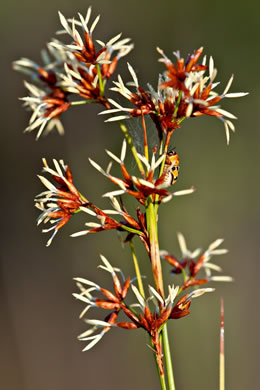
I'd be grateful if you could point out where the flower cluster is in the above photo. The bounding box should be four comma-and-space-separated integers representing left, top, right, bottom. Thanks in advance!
15, 7, 248, 385
35, 158, 153, 249
87, 139, 194, 204
160, 233, 233, 290
35, 158, 88, 246
13, 7, 133, 138
54, 9, 133, 69
100, 49, 248, 144
34, 141, 194, 250
73, 255, 214, 373
55, 10, 133, 105
14, 47, 73, 139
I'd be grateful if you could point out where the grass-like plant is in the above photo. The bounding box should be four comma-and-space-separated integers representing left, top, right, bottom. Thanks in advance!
13, 7, 248, 389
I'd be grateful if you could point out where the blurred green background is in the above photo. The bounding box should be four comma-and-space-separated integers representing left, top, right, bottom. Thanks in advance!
1, 0, 259, 389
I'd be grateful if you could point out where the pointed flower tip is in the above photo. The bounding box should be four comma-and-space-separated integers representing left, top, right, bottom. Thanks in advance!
211, 276, 234, 282
190, 287, 215, 299
46, 240, 52, 247
70, 231, 89, 237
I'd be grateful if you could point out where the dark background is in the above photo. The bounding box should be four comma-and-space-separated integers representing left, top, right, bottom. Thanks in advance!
1, 0, 259, 389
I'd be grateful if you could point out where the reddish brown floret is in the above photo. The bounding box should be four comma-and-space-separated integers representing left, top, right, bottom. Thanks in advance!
37, 67, 57, 86
162, 249, 211, 291
38, 163, 88, 242
67, 31, 123, 106
43, 97, 71, 119
94, 300, 121, 310
30, 65, 72, 121
160, 47, 207, 95
182, 278, 209, 290
170, 295, 192, 319
116, 322, 138, 330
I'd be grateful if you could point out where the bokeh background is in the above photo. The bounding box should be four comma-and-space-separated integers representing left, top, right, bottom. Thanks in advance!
1, 0, 259, 389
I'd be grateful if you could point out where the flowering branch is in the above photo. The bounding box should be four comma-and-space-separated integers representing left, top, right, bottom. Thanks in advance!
14, 6, 248, 389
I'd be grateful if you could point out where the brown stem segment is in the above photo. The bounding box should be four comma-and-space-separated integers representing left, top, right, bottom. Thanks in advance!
147, 198, 165, 299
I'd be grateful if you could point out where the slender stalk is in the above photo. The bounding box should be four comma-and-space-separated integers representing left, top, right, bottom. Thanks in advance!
79, 203, 143, 236
173, 91, 182, 118
130, 233, 166, 389
146, 195, 176, 390
119, 224, 143, 236
151, 337, 168, 390
157, 358, 168, 390
220, 298, 225, 390
159, 372, 167, 390
96, 64, 105, 96
146, 196, 164, 298
162, 324, 176, 390
129, 240, 145, 298
130, 236, 167, 390
119, 122, 145, 176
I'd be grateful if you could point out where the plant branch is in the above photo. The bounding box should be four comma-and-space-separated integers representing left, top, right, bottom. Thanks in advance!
146, 196, 164, 298
151, 337, 168, 390
162, 323, 176, 390
220, 298, 225, 390
130, 239, 145, 298
96, 64, 105, 96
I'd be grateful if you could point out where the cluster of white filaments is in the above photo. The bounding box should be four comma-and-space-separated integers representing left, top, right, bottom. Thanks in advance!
19, 82, 66, 139
14, 7, 134, 139
131, 283, 179, 312
99, 54, 248, 144
87, 139, 194, 200
52, 9, 133, 63
35, 159, 77, 246
157, 49, 248, 145
99, 63, 140, 121
73, 255, 120, 351
13, 43, 73, 78
133, 280, 215, 311
73, 254, 216, 352
14, 44, 76, 139
70, 198, 123, 239
160, 232, 233, 282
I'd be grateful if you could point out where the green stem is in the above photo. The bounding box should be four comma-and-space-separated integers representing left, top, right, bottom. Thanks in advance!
173, 91, 182, 118
130, 236, 166, 390
130, 238, 168, 389
119, 122, 145, 176
158, 364, 168, 390
96, 64, 105, 96
145, 196, 176, 390
79, 204, 143, 236
162, 324, 176, 390
119, 224, 143, 236
129, 240, 145, 298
